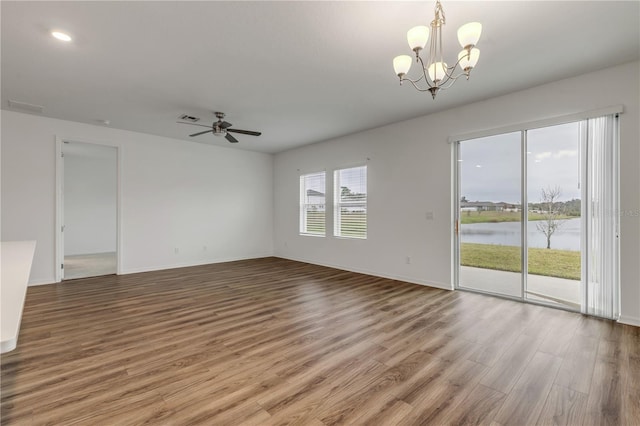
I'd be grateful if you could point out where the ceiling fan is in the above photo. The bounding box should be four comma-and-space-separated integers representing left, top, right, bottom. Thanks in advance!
178, 112, 261, 143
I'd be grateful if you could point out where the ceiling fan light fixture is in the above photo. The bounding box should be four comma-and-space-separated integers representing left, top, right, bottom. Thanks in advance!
178, 111, 261, 144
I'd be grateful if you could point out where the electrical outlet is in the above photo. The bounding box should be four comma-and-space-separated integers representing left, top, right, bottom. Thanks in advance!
406, 256, 411, 264
426, 211, 434, 220
174, 247, 179, 254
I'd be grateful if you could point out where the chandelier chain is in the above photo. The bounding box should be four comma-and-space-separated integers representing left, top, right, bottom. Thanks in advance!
434, 1, 445, 26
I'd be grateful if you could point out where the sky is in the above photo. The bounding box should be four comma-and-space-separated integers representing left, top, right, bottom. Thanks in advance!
337, 166, 367, 196
459, 122, 581, 204
301, 166, 367, 200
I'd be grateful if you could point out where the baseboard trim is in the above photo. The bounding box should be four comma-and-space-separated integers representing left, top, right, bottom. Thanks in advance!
121, 254, 274, 275
277, 255, 453, 291
28, 278, 56, 286
618, 315, 640, 327
28, 254, 274, 286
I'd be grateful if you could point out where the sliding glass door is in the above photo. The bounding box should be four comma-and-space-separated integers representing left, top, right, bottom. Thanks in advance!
454, 113, 620, 318
526, 123, 582, 309
457, 132, 523, 299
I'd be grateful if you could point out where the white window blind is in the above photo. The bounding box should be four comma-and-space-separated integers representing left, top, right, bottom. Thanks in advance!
334, 166, 367, 239
300, 172, 326, 236
583, 114, 620, 320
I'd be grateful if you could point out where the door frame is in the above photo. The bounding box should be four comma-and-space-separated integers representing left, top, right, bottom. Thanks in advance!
55, 137, 122, 282
450, 105, 623, 312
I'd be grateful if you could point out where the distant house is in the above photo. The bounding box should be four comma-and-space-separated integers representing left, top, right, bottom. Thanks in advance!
306, 189, 325, 210
461, 201, 520, 212
305, 189, 365, 212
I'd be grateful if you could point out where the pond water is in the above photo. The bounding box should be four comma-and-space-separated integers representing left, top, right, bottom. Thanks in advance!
461, 218, 581, 251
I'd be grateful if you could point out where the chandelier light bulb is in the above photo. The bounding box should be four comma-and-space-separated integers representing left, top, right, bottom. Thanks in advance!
428, 62, 448, 82
407, 26, 429, 52
457, 22, 482, 49
458, 48, 480, 71
393, 55, 413, 76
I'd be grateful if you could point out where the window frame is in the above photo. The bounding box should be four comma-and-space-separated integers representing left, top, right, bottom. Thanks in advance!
333, 165, 367, 239
299, 171, 326, 237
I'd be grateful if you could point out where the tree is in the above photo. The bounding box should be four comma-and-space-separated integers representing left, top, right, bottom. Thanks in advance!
536, 185, 565, 249
341, 186, 366, 201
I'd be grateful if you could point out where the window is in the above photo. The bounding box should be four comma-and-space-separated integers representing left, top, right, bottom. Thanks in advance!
300, 172, 326, 236
334, 166, 367, 238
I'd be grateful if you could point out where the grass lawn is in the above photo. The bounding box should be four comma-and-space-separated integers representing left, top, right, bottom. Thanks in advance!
338, 212, 366, 238
461, 210, 575, 224
308, 210, 579, 279
306, 211, 366, 238
305, 211, 325, 234
461, 242, 581, 280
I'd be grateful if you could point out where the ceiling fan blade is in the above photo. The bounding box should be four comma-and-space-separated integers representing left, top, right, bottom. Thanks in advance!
219, 121, 232, 129
177, 121, 212, 128
225, 133, 239, 143
227, 128, 262, 136
190, 130, 214, 137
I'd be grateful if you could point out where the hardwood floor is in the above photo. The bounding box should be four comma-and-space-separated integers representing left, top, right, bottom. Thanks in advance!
1, 257, 638, 425
63, 252, 116, 280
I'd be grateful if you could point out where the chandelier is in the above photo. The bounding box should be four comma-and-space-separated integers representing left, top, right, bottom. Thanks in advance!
393, 1, 482, 99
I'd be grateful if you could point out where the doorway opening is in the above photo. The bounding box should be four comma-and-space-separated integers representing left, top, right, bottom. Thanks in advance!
56, 140, 119, 281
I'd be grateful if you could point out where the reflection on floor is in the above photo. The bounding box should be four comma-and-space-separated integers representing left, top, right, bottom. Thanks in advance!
64, 252, 116, 280
460, 266, 580, 310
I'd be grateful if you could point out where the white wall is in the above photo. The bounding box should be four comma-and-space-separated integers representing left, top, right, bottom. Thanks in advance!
273, 61, 640, 326
1, 111, 274, 284
64, 144, 117, 255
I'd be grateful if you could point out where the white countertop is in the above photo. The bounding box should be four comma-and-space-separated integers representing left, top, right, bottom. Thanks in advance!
1, 240, 37, 353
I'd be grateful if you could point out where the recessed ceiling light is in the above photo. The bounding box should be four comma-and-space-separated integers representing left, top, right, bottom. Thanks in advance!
52, 31, 72, 42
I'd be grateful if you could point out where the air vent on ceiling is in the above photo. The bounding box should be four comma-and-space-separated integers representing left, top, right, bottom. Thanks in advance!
8, 100, 44, 114
178, 114, 200, 123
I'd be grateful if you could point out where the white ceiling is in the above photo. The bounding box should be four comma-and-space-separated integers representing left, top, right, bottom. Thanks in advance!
2, 1, 638, 154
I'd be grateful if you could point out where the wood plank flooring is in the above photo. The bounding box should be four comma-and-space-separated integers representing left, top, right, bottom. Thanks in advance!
1, 257, 638, 425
